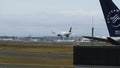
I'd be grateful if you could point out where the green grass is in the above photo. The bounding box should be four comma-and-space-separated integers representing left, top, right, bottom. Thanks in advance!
0, 41, 74, 55
0, 55, 73, 68
0, 41, 76, 47
0, 46, 73, 55
0, 41, 113, 55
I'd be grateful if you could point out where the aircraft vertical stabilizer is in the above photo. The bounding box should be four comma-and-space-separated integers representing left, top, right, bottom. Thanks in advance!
100, 0, 120, 37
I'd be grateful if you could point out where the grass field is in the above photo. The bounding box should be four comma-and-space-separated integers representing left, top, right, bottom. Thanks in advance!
0, 55, 73, 68
0, 41, 74, 55
0, 41, 113, 67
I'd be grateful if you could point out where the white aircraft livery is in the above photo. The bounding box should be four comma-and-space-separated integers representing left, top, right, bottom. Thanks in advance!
52, 27, 72, 38
84, 0, 120, 45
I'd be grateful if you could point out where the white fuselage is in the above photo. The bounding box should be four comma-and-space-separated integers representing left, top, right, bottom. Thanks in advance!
57, 32, 72, 37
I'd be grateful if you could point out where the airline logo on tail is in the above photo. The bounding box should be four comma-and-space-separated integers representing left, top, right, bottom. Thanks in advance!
107, 9, 120, 35
107, 10, 120, 27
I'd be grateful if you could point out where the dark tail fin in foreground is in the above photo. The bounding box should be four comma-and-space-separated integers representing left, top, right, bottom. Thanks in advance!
100, 0, 120, 37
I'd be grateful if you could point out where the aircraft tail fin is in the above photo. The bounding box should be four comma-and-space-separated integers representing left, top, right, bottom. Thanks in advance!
69, 27, 72, 32
100, 0, 120, 37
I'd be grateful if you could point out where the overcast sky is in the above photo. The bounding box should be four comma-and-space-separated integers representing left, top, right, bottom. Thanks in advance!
0, 0, 120, 36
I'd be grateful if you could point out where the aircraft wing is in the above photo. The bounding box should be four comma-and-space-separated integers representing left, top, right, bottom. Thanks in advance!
83, 36, 109, 42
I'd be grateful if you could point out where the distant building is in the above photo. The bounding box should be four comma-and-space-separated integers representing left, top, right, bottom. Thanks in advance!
0, 36, 82, 42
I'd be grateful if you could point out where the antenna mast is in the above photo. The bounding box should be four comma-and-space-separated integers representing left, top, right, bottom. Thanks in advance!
91, 16, 94, 46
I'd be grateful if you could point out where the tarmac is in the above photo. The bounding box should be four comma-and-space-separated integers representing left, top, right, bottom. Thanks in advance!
0, 50, 72, 59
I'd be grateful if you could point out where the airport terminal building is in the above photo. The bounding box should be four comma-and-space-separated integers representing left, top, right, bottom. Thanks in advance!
0, 36, 82, 42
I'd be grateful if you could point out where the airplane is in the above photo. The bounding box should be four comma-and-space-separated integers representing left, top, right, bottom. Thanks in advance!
52, 27, 72, 38
83, 0, 120, 45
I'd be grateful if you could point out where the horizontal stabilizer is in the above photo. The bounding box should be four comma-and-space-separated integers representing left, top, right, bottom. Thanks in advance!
107, 37, 119, 45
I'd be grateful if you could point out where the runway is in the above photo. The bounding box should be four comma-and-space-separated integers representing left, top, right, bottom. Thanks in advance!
0, 50, 72, 59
